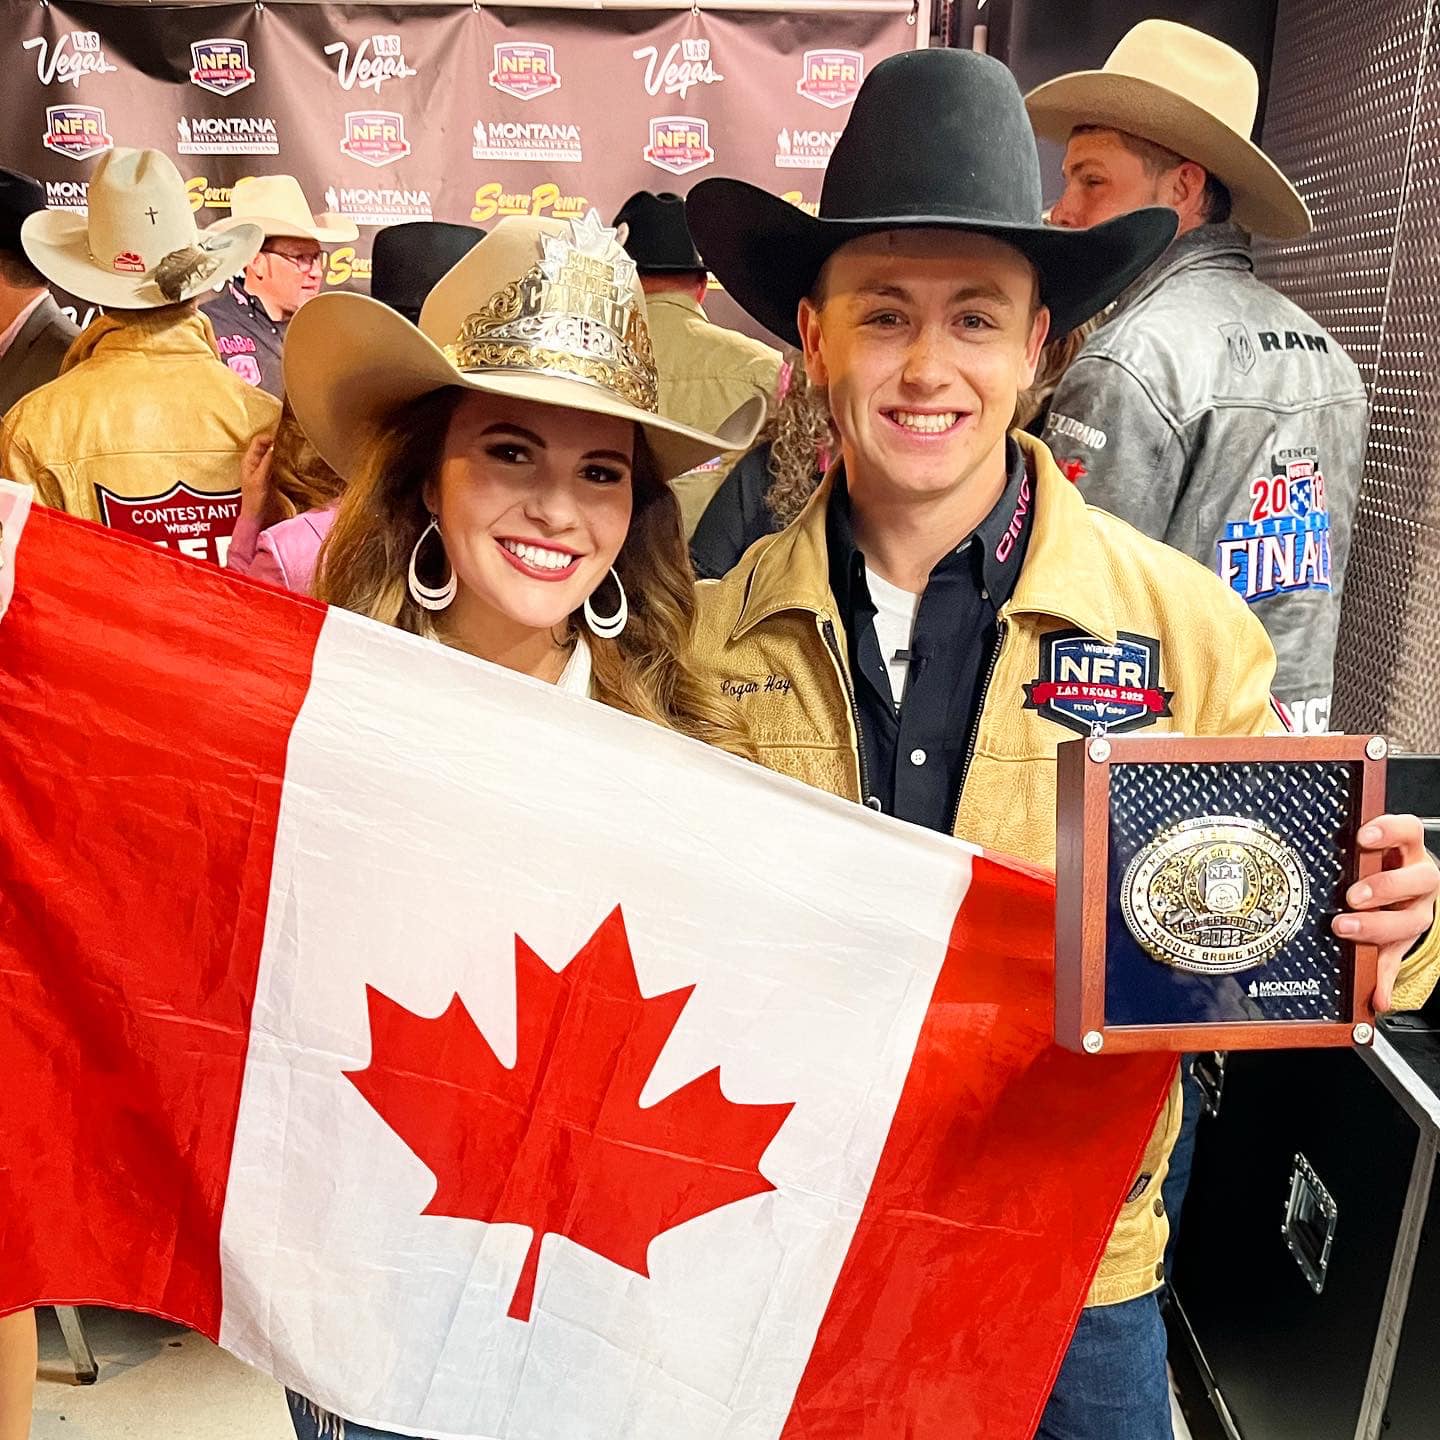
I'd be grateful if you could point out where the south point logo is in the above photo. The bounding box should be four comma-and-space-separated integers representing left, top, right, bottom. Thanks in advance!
471, 182, 588, 225
23, 31, 118, 87
325, 34, 416, 94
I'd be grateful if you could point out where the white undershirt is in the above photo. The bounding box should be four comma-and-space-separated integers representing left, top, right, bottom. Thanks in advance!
865, 565, 922, 709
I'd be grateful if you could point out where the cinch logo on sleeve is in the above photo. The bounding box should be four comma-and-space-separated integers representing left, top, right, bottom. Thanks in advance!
1217, 448, 1331, 604
1024, 630, 1173, 736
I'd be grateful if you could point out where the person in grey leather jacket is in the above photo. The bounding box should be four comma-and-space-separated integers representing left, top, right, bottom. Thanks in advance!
1026, 20, 1366, 736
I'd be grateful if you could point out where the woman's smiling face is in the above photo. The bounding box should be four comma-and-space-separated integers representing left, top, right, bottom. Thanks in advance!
425, 391, 636, 634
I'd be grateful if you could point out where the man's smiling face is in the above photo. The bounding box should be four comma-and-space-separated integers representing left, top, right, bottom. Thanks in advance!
798, 229, 1049, 509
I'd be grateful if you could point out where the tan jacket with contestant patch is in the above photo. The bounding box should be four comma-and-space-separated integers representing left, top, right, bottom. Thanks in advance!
694, 430, 1440, 1306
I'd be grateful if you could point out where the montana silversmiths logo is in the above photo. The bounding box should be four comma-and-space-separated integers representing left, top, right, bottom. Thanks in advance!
188, 37, 255, 96
177, 115, 278, 156
644, 115, 714, 177
22, 31, 118, 87
471, 118, 581, 164
489, 42, 562, 101
45, 179, 89, 212
775, 126, 841, 169
796, 48, 863, 108
633, 38, 722, 99
470, 181, 588, 224
340, 110, 412, 168
43, 104, 113, 162
325, 183, 433, 227
325, 34, 416, 94
1249, 978, 1322, 999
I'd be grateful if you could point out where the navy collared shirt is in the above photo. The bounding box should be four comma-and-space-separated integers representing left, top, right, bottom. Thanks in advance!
826, 439, 1034, 833
200, 279, 285, 398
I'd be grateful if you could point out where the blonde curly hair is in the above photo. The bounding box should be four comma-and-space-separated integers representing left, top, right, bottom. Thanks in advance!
763, 357, 833, 526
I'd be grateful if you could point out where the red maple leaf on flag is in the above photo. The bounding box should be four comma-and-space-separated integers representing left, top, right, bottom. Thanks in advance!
345, 906, 794, 1322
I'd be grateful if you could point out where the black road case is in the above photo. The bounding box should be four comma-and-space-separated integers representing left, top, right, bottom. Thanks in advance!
1169, 1027, 1440, 1439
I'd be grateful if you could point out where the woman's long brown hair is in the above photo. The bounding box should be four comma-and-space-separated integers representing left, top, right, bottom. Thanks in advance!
315, 387, 754, 758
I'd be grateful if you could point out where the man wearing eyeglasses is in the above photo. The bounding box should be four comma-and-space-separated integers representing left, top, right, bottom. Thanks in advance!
201, 176, 357, 397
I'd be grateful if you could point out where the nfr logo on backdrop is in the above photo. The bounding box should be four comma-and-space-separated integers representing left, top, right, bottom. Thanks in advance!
644, 116, 714, 176
796, 49, 863, 108
189, 38, 255, 96
43, 105, 113, 161
490, 43, 562, 101
340, 111, 412, 168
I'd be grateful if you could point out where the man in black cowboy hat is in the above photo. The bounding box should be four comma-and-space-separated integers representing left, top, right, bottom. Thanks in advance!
0, 167, 77, 416
612, 190, 780, 534
688, 46, 1440, 1439
369, 220, 484, 326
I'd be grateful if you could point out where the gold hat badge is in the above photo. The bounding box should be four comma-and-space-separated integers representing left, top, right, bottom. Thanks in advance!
446, 210, 660, 413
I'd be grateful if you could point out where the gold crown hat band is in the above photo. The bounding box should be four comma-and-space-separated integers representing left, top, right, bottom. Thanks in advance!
442, 211, 661, 415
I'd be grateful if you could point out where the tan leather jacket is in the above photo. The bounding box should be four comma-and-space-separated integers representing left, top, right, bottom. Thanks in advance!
694, 431, 1440, 1306
0, 308, 278, 565
646, 291, 781, 536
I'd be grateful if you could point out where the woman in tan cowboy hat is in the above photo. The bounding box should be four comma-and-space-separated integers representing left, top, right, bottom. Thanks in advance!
282, 211, 762, 770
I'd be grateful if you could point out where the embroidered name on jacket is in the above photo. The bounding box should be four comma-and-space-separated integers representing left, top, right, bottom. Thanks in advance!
1023, 630, 1173, 736
1217, 448, 1331, 604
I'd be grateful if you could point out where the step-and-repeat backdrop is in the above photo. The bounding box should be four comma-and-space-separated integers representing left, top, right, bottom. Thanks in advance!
0, 1, 919, 338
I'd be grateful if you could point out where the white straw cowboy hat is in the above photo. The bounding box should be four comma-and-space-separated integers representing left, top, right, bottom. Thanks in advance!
284, 211, 764, 484
21, 147, 262, 309
1024, 19, 1312, 240
209, 174, 358, 244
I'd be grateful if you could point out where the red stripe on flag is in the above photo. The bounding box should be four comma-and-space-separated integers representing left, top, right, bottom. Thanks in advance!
0, 510, 324, 1332
783, 855, 1174, 1439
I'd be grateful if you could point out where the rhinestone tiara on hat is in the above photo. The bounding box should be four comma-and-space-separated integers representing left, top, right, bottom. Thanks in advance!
446, 210, 660, 413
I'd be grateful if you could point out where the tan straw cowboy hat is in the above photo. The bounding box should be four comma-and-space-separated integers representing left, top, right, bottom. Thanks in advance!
283, 211, 764, 484
22, 147, 262, 309
1024, 19, 1312, 240
209, 174, 358, 244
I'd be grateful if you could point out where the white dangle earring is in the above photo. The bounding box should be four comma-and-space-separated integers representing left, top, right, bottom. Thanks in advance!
407, 516, 457, 612
584, 566, 628, 639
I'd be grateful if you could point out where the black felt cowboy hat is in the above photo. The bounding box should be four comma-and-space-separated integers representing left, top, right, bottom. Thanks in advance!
612, 190, 705, 273
0, 167, 47, 256
370, 220, 486, 324
687, 47, 1178, 345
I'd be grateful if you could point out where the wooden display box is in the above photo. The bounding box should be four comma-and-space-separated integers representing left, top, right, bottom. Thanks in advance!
1055, 734, 1386, 1055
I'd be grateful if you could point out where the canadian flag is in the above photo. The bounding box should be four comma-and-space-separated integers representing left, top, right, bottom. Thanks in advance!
0, 488, 1172, 1440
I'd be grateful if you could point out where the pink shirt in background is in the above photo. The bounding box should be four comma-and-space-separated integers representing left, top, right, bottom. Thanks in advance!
226, 505, 337, 595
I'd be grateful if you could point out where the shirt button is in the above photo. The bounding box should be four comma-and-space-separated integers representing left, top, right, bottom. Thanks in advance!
910, 748, 927, 766
1153, 1197, 1165, 1218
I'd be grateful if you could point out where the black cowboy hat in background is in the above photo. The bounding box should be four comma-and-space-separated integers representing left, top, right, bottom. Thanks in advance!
0, 167, 47, 256
687, 48, 1177, 345
612, 191, 705, 273
370, 220, 485, 324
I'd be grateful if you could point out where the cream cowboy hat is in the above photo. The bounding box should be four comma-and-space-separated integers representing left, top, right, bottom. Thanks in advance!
21, 147, 262, 309
1024, 19, 1312, 240
283, 212, 764, 484
209, 174, 358, 244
